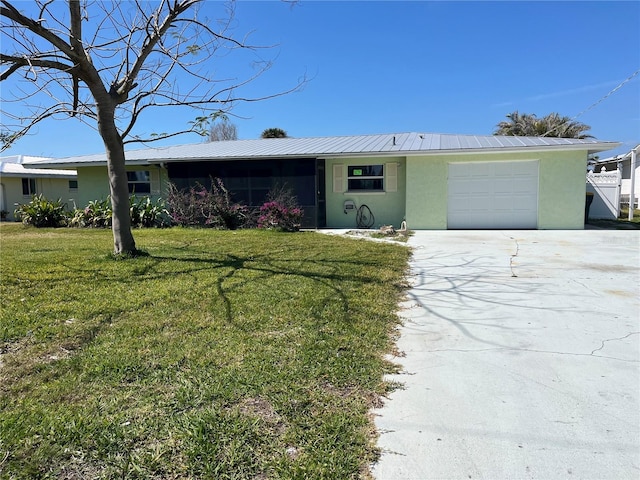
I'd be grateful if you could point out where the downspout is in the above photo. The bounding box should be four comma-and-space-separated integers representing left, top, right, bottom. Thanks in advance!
629, 145, 639, 221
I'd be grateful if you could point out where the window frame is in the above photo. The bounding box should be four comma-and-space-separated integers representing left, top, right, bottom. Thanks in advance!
126, 170, 151, 194
21, 178, 36, 196
346, 164, 384, 192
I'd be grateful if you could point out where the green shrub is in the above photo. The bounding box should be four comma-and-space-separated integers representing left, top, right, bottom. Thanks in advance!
13, 194, 69, 227
130, 195, 171, 228
69, 196, 169, 228
69, 198, 112, 228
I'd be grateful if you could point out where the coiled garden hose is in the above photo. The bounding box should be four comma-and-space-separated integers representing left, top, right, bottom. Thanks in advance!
356, 204, 374, 229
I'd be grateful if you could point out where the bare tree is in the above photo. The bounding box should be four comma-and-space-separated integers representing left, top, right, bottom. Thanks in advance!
1, 0, 302, 254
209, 118, 238, 142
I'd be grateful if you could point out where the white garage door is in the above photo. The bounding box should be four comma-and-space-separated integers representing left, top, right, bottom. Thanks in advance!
447, 160, 539, 229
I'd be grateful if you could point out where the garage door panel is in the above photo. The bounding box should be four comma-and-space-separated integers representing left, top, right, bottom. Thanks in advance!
447, 161, 539, 229
494, 179, 516, 194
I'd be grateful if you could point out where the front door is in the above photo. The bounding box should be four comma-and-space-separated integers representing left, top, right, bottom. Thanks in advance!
316, 159, 326, 228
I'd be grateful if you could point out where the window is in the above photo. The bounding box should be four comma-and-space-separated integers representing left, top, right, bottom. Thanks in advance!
69, 180, 78, 190
347, 165, 383, 191
127, 171, 151, 194
22, 178, 36, 196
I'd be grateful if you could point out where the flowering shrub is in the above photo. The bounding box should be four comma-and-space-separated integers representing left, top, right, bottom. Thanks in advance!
257, 185, 303, 232
257, 201, 303, 232
166, 178, 249, 229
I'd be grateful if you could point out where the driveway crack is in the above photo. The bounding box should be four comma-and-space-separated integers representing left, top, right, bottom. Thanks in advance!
590, 332, 640, 355
504, 234, 520, 277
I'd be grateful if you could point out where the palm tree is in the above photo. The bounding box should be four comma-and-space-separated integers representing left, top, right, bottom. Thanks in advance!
539, 113, 593, 139
494, 111, 593, 138
495, 111, 535, 136
261, 127, 288, 138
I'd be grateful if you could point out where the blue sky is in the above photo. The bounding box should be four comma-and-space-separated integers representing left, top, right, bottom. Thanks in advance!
2, 1, 639, 159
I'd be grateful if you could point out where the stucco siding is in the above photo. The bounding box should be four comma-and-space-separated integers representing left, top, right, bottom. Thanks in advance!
406, 150, 589, 230
324, 157, 406, 229
405, 156, 448, 229
538, 151, 587, 229
75, 166, 169, 208
1, 176, 76, 221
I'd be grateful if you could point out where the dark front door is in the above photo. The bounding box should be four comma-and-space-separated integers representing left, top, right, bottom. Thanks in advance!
316, 159, 326, 228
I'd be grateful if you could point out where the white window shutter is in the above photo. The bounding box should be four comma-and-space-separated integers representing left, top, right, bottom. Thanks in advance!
386, 162, 397, 192
150, 169, 161, 194
333, 164, 344, 193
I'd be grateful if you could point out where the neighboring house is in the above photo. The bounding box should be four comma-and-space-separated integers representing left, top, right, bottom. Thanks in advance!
24, 132, 619, 230
593, 145, 639, 208
0, 155, 78, 221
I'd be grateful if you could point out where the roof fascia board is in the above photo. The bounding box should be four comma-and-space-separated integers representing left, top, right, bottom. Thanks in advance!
322, 143, 620, 159
410, 143, 619, 156
24, 160, 152, 169
0, 172, 77, 178
147, 154, 321, 164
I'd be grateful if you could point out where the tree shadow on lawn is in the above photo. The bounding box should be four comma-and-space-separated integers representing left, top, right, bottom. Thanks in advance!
3, 247, 404, 401
147, 250, 389, 325
52, 246, 402, 334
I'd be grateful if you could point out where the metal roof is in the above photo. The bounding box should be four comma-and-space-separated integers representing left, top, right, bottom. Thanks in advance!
594, 144, 640, 164
22, 132, 620, 168
0, 155, 77, 178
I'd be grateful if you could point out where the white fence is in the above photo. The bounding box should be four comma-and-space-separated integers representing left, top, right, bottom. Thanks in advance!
586, 168, 621, 220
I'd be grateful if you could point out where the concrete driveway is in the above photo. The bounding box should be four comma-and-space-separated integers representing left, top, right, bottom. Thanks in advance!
372, 230, 640, 480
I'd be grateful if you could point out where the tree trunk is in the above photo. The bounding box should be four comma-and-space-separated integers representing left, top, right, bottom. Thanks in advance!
95, 100, 136, 255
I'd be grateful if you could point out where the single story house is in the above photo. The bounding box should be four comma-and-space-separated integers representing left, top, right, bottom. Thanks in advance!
592, 145, 639, 208
24, 132, 619, 230
0, 155, 78, 221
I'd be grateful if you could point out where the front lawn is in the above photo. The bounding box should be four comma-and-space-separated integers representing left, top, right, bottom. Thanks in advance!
0, 225, 409, 479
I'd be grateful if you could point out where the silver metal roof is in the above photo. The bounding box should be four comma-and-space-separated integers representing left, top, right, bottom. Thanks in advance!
23, 132, 620, 167
0, 155, 77, 178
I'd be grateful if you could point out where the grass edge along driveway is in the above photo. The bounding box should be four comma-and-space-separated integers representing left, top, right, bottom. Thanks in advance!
0, 225, 410, 479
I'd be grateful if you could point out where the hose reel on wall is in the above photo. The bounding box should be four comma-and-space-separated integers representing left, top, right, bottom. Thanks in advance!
343, 199, 375, 228
356, 204, 374, 228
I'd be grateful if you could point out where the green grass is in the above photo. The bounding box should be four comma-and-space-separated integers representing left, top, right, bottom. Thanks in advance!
0, 225, 410, 479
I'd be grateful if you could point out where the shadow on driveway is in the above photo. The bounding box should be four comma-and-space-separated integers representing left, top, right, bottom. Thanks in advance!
372, 230, 640, 480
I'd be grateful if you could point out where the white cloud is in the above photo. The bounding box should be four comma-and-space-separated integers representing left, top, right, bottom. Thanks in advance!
492, 77, 637, 108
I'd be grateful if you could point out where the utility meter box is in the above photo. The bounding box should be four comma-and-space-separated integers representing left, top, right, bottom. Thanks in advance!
343, 200, 356, 214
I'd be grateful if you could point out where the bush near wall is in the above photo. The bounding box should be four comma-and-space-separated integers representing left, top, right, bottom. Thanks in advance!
14, 194, 69, 228
257, 184, 304, 232
165, 178, 251, 229
14, 180, 304, 232
15, 195, 169, 229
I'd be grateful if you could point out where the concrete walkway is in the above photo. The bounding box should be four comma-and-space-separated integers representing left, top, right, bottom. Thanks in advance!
371, 230, 640, 480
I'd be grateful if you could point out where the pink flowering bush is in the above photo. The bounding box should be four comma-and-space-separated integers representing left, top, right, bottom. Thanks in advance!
257, 185, 303, 232
166, 178, 249, 229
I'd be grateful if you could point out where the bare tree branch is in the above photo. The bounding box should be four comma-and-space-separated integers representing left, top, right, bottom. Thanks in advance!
110, 0, 199, 101
1, 53, 76, 77
1, 0, 306, 253
0, 1, 79, 62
